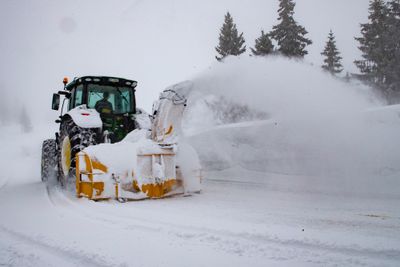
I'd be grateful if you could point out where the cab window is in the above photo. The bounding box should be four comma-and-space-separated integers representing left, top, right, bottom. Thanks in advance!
68, 85, 83, 110
74, 85, 84, 107
87, 84, 134, 114
87, 85, 115, 111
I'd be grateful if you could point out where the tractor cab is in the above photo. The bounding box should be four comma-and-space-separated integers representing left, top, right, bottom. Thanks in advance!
67, 76, 137, 114
52, 76, 139, 143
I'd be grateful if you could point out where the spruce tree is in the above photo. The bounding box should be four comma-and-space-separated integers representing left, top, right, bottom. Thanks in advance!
215, 12, 246, 60
354, 0, 388, 86
321, 30, 343, 74
251, 30, 274, 56
383, 0, 400, 93
269, 0, 312, 57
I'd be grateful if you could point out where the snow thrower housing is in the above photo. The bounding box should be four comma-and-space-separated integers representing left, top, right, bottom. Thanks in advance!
41, 77, 201, 201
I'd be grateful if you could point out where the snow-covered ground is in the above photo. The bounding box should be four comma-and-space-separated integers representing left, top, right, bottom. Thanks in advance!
1, 0, 399, 265
1, 58, 400, 266
0, 125, 399, 266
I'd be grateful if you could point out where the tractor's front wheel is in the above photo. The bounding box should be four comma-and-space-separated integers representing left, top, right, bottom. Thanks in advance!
41, 139, 57, 182
58, 120, 98, 188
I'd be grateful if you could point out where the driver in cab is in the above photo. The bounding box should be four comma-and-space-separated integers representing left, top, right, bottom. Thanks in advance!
95, 92, 113, 114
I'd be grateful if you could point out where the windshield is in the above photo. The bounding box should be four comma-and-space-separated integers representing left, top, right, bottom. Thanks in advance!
87, 84, 135, 114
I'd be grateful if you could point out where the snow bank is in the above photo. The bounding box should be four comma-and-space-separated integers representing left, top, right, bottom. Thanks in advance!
181, 56, 400, 190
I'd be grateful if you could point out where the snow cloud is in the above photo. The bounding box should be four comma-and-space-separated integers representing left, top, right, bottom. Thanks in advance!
183, 56, 400, 193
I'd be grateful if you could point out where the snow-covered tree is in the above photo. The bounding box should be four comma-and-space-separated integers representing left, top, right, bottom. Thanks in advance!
251, 30, 274, 56
215, 12, 246, 60
383, 0, 400, 93
269, 0, 312, 57
321, 30, 343, 74
355, 0, 400, 99
354, 0, 388, 86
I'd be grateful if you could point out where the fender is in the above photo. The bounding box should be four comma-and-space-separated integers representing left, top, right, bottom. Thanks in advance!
65, 105, 103, 128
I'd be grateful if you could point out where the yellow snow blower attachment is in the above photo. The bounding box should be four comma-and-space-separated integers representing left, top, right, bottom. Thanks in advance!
75, 83, 201, 201
75, 146, 179, 200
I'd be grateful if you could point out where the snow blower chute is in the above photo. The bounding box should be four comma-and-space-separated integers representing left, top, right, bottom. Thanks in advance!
41, 77, 201, 201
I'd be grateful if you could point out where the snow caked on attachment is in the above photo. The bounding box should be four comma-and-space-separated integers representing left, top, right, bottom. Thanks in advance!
75, 83, 202, 201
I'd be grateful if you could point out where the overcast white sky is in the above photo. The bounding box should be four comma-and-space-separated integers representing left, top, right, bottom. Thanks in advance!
0, 0, 370, 119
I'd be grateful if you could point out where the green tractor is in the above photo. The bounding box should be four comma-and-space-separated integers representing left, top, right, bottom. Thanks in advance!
41, 76, 150, 186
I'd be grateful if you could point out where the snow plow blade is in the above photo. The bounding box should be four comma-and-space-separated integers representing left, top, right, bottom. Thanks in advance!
75, 82, 201, 201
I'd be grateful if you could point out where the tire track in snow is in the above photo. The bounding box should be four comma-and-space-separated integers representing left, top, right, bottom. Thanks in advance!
0, 225, 121, 267
46, 184, 163, 233
45, 185, 400, 265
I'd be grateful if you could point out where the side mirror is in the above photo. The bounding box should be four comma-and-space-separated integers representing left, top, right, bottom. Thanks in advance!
52, 94, 60, 110
58, 90, 71, 99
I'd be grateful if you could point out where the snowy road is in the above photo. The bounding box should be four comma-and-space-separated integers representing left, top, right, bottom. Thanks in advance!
0, 157, 399, 266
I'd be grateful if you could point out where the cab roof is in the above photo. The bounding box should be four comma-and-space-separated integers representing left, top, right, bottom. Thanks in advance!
65, 76, 138, 91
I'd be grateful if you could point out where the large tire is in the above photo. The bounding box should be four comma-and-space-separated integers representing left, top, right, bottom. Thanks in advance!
58, 119, 98, 188
41, 139, 57, 182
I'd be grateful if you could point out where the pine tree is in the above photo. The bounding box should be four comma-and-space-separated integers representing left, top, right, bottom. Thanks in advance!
269, 0, 312, 57
321, 30, 343, 74
354, 0, 388, 86
383, 0, 400, 93
251, 30, 274, 56
215, 12, 246, 60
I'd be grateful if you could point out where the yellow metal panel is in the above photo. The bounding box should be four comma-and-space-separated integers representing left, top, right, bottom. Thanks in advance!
77, 182, 105, 199
78, 182, 94, 199
141, 179, 176, 198
76, 152, 106, 200
92, 160, 108, 173
165, 125, 173, 135
132, 180, 141, 192
92, 182, 105, 197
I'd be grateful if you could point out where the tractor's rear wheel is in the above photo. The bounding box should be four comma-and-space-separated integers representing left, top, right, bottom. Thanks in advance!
41, 139, 57, 182
58, 120, 98, 188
